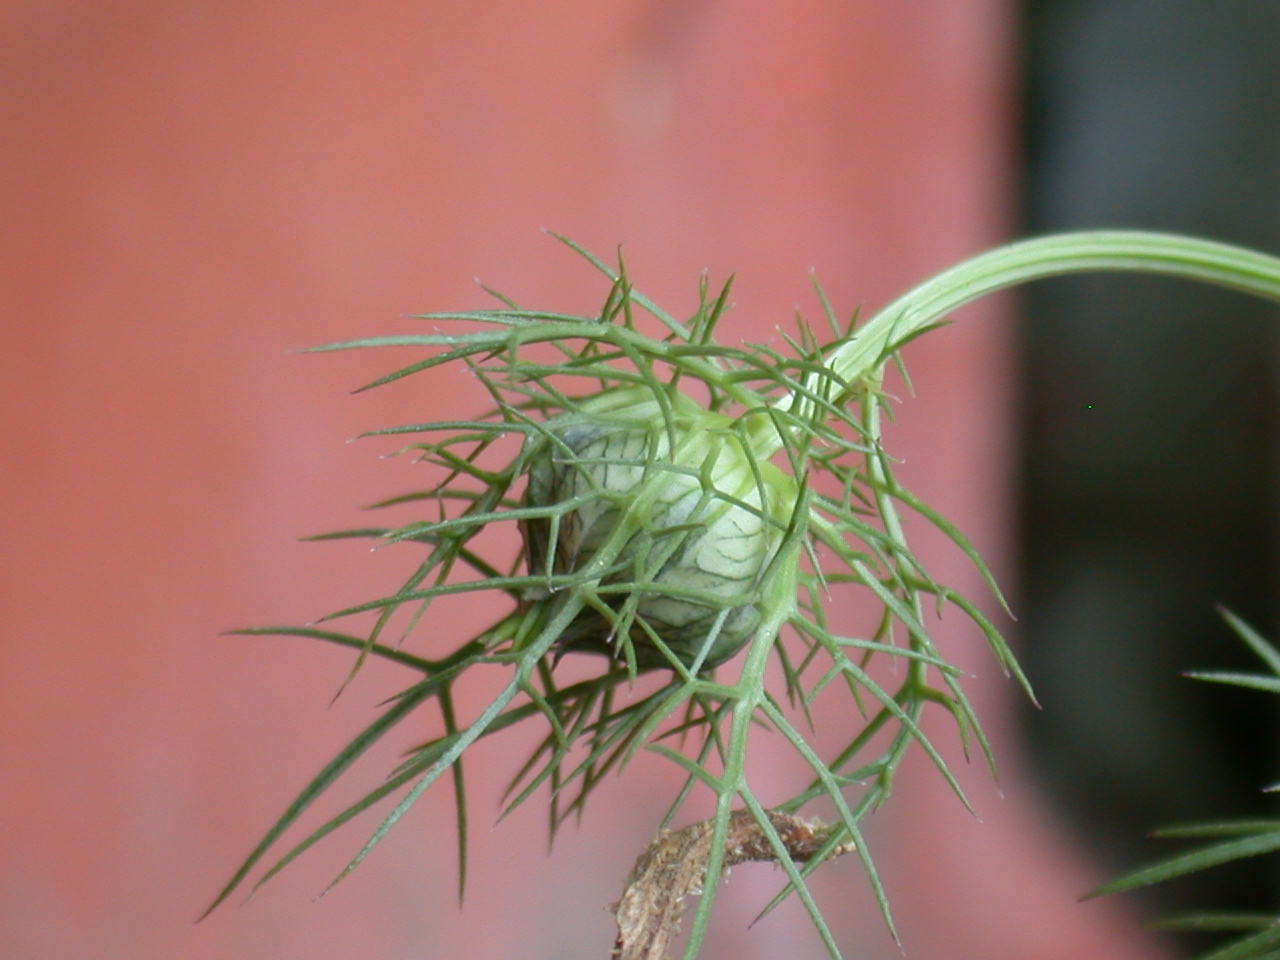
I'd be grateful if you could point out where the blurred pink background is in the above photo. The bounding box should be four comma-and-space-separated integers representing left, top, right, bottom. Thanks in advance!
2, 3, 1171, 958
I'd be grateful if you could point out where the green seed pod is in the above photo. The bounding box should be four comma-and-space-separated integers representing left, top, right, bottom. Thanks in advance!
520, 388, 800, 670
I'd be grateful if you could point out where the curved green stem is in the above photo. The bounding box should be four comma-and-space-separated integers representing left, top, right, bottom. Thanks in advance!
838, 229, 1280, 380
756, 230, 1280, 458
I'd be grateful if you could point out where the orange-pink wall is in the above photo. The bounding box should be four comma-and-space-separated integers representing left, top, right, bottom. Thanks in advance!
2, 3, 1168, 957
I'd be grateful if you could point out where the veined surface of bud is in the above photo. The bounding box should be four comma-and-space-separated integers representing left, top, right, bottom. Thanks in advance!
520, 388, 800, 670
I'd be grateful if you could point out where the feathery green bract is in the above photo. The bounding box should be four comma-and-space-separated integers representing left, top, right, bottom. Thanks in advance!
209, 231, 1280, 959
1092, 609, 1280, 960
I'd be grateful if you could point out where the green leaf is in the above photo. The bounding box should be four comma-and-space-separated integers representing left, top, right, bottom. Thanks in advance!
199, 674, 443, 919
224, 626, 434, 673
1085, 830, 1280, 899
739, 788, 846, 960
1153, 913, 1280, 933
1196, 924, 1280, 960
1218, 607, 1280, 676
1150, 820, 1280, 839
1186, 672, 1280, 695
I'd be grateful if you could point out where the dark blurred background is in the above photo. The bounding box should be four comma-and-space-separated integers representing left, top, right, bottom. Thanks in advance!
1018, 0, 1280, 941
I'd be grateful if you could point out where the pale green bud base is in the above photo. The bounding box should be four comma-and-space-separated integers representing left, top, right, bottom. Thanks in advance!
520, 387, 799, 671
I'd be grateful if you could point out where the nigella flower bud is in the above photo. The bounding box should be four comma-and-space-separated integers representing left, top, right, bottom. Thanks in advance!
520, 388, 800, 670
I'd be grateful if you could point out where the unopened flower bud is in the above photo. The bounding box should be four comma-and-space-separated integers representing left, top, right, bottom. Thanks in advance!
521, 389, 799, 670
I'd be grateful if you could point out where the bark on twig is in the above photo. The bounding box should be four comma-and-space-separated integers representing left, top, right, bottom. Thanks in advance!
611, 809, 855, 960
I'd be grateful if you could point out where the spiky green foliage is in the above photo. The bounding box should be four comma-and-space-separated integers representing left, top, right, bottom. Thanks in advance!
1089, 610, 1280, 960
207, 231, 1280, 959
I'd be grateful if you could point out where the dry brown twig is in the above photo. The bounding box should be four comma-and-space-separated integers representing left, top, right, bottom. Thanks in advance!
612, 810, 857, 960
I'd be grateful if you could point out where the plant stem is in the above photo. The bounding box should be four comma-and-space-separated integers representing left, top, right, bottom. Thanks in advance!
754, 230, 1280, 459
